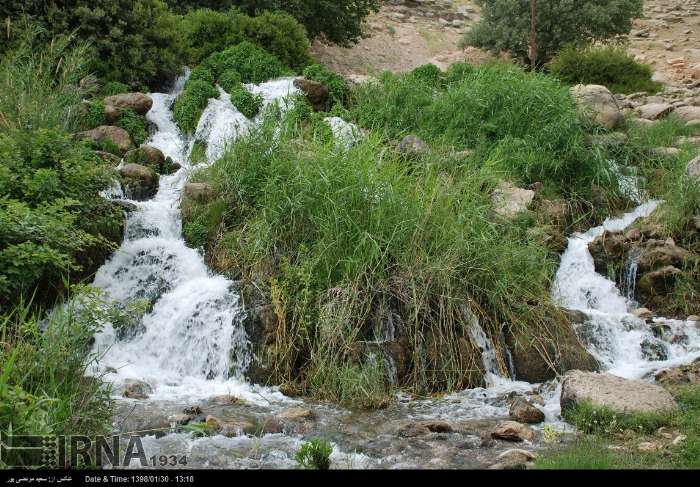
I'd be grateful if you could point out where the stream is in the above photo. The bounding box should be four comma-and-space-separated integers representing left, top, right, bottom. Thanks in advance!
87, 75, 700, 469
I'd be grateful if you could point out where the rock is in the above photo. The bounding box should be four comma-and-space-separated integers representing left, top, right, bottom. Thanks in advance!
650, 147, 681, 158
688, 155, 700, 180
570, 84, 623, 130
293, 78, 329, 112
637, 239, 695, 272
687, 315, 700, 322
119, 163, 159, 201
491, 181, 534, 218
220, 420, 257, 437
638, 265, 682, 297
509, 397, 545, 424
637, 103, 675, 120
260, 417, 284, 434
183, 405, 202, 416
277, 407, 315, 421
632, 307, 654, 320
397, 135, 429, 157
125, 146, 177, 174
560, 370, 678, 414
655, 358, 700, 385
76, 125, 135, 154
104, 104, 122, 124
183, 182, 214, 203
491, 421, 535, 442
674, 106, 700, 122
397, 420, 454, 437
205, 415, 222, 433
114, 200, 137, 213
104, 92, 153, 116
640, 338, 669, 361
489, 449, 537, 470
210, 395, 241, 405
123, 379, 152, 399
637, 441, 663, 453
94, 150, 121, 166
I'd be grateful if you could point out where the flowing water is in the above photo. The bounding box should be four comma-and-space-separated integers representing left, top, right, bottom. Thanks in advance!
89, 76, 700, 469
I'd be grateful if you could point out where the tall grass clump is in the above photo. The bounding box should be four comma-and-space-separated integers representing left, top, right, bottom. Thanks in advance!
185, 110, 564, 404
550, 45, 662, 95
173, 79, 219, 134
350, 63, 617, 195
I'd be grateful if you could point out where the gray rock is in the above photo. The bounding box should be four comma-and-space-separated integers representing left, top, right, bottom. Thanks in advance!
491, 181, 534, 218
687, 155, 700, 180
76, 125, 135, 154
119, 163, 159, 201
397, 135, 429, 156
491, 421, 535, 442
675, 106, 700, 122
104, 92, 153, 116
509, 397, 545, 424
570, 84, 623, 129
560, 370, 678, 414
637, 103, 674, 120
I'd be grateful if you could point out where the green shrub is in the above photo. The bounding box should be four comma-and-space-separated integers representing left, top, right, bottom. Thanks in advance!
210, 41, 288, 84
303, 64, 350, 108
187, 65, 216, 86
115, 108, 148, 146
550, 45, 662, 94
409, 63, 443, 86
463, 0, 644, 65
445, 62, 475, 85
1, 1, 184, 89
295, 438, 333, 470
229, 85, 264, 119
218, 69, 242, 94
241, 11, 311, 70
101, 81, 131, 97
173, 80, 219, 134
562, 401, 672, 436
80, 100, 107, 131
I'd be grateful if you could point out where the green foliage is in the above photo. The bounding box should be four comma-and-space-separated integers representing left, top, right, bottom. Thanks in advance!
218, 70, 243, 94
80, 101, 107, 130
350, 63, 616, 194
551, 45, 662, 94
303, 64, 350, 108
173, 80, 219, 134
115, 108, 148, 146
209, 42, 288, 84
445, 62, 475, 85
166, 0, 379, 46
229, 85, 264, 119
188, 65, 216, 86
409, 63, 444, 86
0, 288, 118, 443
464, 0, 644, 65
180, 8, 310, 69
1, 1, 183, 89
101, 81, 131, 97
0, 130, 119, 310
295, 438, 333, 470
562, 401, 672, 436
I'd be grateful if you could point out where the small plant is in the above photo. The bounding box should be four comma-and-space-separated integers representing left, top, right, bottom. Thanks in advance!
173, 79, 218, 134
229, 85, 264, 119
115, 108, 148, 145
295, 438, 333, 470
543, 424, 561, 444
101, 81, 130, 97
218, 69, 242, 94
409, 63, 443, 86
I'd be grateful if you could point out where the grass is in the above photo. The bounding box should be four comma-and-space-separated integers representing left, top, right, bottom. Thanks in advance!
537, 386, 700, 469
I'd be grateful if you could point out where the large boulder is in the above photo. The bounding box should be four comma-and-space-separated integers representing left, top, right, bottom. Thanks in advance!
119, 163, 159, 201
570, 84, 623, 130
636, 103, 674, 120
104, 92, 153, 116
491, 181, 534, 219
674, 106, 700, 123
638, 265, 682, 298
560, 370, 678, 414
293, 78, 329, 112
509, 397, 545, 424
76, 125, 135, 154
125, 145, 179, 175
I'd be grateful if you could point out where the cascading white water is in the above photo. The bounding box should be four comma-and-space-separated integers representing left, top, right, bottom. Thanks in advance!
90, 75, 300, 403
552, 200, 700, 379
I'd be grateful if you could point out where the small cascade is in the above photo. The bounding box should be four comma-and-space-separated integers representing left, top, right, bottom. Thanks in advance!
622, 247, 641, 301
467, 317, 505, 387
552, 200, 700, 379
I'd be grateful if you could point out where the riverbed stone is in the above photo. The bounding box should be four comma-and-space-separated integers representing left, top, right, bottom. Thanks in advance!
104, 92, 153, 115
560, 370, 678, 414
491, 181, 534, 218
277, 407, 315, 421
491, 421, 535, 442
125, 145, 178, 175
119, 163, 159, 201
488, 449, 537, 470
123, 379, 152, 399
570, 84, 623, 130
655, 358, 700, 385
509, 397, 545, 424
293, 78, 329, 112
674, 106, 700, 122
638, 265, 682, 297
637, 102, 674, 120
76, 125, 135, 155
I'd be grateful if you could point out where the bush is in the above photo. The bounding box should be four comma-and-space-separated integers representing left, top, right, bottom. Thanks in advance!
550, 45, 662, 94
188, 65, 216, 86
241, 11, 311, 71
100, 81, 131, 97
209, 42, 288, 84
409, 63, 444, 86
173, 80, 219, 134
218, 70, 242, 94
303, 64, 350, 108
295, 438, 333, 470
464, 0, 644, 65
115, 108, 148, 145
445, 62, 475, 85
1, 1, 184, 89
229, 85, 264, 119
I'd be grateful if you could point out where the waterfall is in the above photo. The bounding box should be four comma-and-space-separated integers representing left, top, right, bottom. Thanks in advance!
552, 200, 700, 379
90, 75, 300, 402
623, 247, 641, 301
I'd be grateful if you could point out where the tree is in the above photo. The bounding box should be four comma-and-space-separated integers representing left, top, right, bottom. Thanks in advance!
463, 0, 644, 66
165, 0, 380, 46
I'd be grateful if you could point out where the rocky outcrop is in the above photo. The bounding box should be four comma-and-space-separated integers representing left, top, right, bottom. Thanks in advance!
125, 145, 179, 175
655, 358, 700, 385
293, 78, 329, 112
119, 163, 159, 201
76, 125, 135, 154
397, 135, 429, 157
675, 106, 700, 122
491, 181, 534, 219
636, 102, 674, 120
560, 370, 678, 414
104, 92, 153, 116
570, 84, 623, 130
506, 312, 599, 383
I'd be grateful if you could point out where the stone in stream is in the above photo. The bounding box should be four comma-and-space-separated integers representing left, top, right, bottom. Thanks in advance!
570, 84, 623, 130
123, 379, 152, 399
125, 145, 179, 175
638, 265, 682, 297
277, 407, 316, 421
655, 358, 700, 386
119, 163, 159, 201
509, 397, 545, 424
560, 370, 678, 414
488, 449, 537, 470
75, 125, 135, 154
491, 421, 535, 442
94, 150, 121, 166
